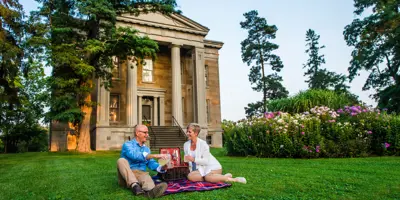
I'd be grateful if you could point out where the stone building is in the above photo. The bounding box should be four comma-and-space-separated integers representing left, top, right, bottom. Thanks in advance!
50, 12, 223, 151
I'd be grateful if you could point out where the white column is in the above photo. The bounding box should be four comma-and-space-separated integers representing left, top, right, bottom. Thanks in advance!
138, 96, 142, 124
171, 44, 183, 125
153, 96, 158, 126
194, 47, 207, 137
97, 79, 109, 126
126, 57, 138, 126
159, 96, 165, 126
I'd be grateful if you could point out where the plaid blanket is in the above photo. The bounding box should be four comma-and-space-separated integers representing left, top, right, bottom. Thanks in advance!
152, 176, 232, 195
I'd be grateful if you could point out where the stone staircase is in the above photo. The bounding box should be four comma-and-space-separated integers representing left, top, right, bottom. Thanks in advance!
148, 126, 187, 152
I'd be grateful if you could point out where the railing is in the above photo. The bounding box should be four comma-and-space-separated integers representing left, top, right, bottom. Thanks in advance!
172, 116, 186, 138
143, 115, 156, 148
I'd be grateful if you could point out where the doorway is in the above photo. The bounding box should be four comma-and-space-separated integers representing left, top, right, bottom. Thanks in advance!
142, 96, 153, 126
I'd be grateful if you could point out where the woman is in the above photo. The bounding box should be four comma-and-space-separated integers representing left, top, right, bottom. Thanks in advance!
183, 123, 246, 184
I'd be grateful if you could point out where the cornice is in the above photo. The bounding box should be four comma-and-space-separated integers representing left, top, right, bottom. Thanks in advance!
204, 39, 224, 49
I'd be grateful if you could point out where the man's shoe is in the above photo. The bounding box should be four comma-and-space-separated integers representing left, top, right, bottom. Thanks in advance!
145, 182, 168, 198
131, 184, 144, 196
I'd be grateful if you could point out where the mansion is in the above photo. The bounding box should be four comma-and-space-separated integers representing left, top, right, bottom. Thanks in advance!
50, 12, 223, 151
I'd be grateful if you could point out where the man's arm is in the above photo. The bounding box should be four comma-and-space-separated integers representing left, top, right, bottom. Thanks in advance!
145, 150, 168, 173
121, 143, 146, 162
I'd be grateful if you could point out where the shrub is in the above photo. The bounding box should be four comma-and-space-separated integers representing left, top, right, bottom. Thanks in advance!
267, 89, 359, 114
223, 106, 400, 158
1, 124, 48, 153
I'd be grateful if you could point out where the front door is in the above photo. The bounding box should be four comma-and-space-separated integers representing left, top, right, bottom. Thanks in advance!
142, 104, 152, 126
141, 96, 153, 126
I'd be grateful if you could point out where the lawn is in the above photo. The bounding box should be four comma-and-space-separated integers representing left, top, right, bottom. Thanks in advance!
0, 149, 399, 200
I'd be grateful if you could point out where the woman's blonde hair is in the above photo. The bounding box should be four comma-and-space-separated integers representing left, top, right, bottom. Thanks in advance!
187, 123, 201, 135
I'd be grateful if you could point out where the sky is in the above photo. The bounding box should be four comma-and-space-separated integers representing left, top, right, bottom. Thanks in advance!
20, 0, 375, 121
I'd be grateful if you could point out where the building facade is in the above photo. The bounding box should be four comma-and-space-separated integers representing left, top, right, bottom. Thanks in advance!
50, 12, 223, 151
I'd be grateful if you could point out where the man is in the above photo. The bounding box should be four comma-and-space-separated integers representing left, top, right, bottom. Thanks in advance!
117, 124, 169, 198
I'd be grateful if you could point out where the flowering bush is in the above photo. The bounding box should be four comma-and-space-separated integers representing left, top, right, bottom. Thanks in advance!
223, 106, 400, 158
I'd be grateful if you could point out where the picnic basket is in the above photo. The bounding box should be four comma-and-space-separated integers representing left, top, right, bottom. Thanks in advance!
159, 147, 189, 181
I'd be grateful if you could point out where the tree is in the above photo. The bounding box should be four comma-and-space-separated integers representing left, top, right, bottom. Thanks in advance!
303, 29, 350, 92
344, 0, 400, 112
0, 0, 49, 153
240, 10, 288, 114
244, 101, 263, 118
0, 1, 24, 140
303, 29, 325, 88
35, 0, 178, 152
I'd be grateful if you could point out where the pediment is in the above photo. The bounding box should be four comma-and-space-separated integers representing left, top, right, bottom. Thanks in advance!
118, 12, 209, 36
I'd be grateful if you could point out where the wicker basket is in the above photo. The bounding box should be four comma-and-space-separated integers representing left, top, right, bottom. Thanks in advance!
159, 147, 189, 181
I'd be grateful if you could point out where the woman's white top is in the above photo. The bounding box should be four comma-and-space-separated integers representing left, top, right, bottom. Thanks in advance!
184, 138, 222, 176
189, 149, 196, 158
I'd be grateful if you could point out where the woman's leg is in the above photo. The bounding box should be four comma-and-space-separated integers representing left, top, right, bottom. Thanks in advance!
204, 169, 247, 184
187, 170, 204, 182
204, 169, 229, 183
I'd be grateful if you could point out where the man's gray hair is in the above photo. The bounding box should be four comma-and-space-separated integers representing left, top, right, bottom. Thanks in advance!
133, 125, 138, 137
187, 123, 201, 135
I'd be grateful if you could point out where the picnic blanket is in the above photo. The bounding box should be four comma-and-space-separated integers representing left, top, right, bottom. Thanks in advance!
152, 176, 232, 195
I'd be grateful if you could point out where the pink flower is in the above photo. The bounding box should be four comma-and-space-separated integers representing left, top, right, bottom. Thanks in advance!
301, 132, 305, 135
385, 142, 391, 148
316, 145, 320, 153
265, 112, 275, 119
301, 125, 305, 128
367, 131, 372, 134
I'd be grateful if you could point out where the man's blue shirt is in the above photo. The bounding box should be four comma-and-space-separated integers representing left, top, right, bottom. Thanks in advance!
120, 139, 159, 172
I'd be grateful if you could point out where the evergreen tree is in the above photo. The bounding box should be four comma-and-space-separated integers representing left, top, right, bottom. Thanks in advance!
244, 101, 263, 118
303, 29, 325, 89
35, 0, 178, 152
344, 0, 400, 112
303, 29, 350, 92
240, 10, 288, 114
0, 0, 49, 152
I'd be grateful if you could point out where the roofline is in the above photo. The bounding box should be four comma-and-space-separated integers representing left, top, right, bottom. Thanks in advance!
117, 12, 210, 36
172, 13, 210, 32
204, 39, 224, 49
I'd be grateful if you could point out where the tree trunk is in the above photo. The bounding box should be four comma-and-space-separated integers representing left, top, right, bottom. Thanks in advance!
261, 63, 267, 113
258, 49, 266, 113
4, 135, 7, 153
77, 93, 92, 152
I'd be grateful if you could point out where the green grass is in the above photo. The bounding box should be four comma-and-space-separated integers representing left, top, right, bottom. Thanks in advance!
0, 149, 399, 200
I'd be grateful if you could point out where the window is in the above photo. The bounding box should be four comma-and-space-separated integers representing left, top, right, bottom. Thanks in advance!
112, 56, 121, 79
109, 94, 120, 122
206, 135, 212, 145
205, 65, 209, 87
142, 59, 153, 82
206, 99, 211, 123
